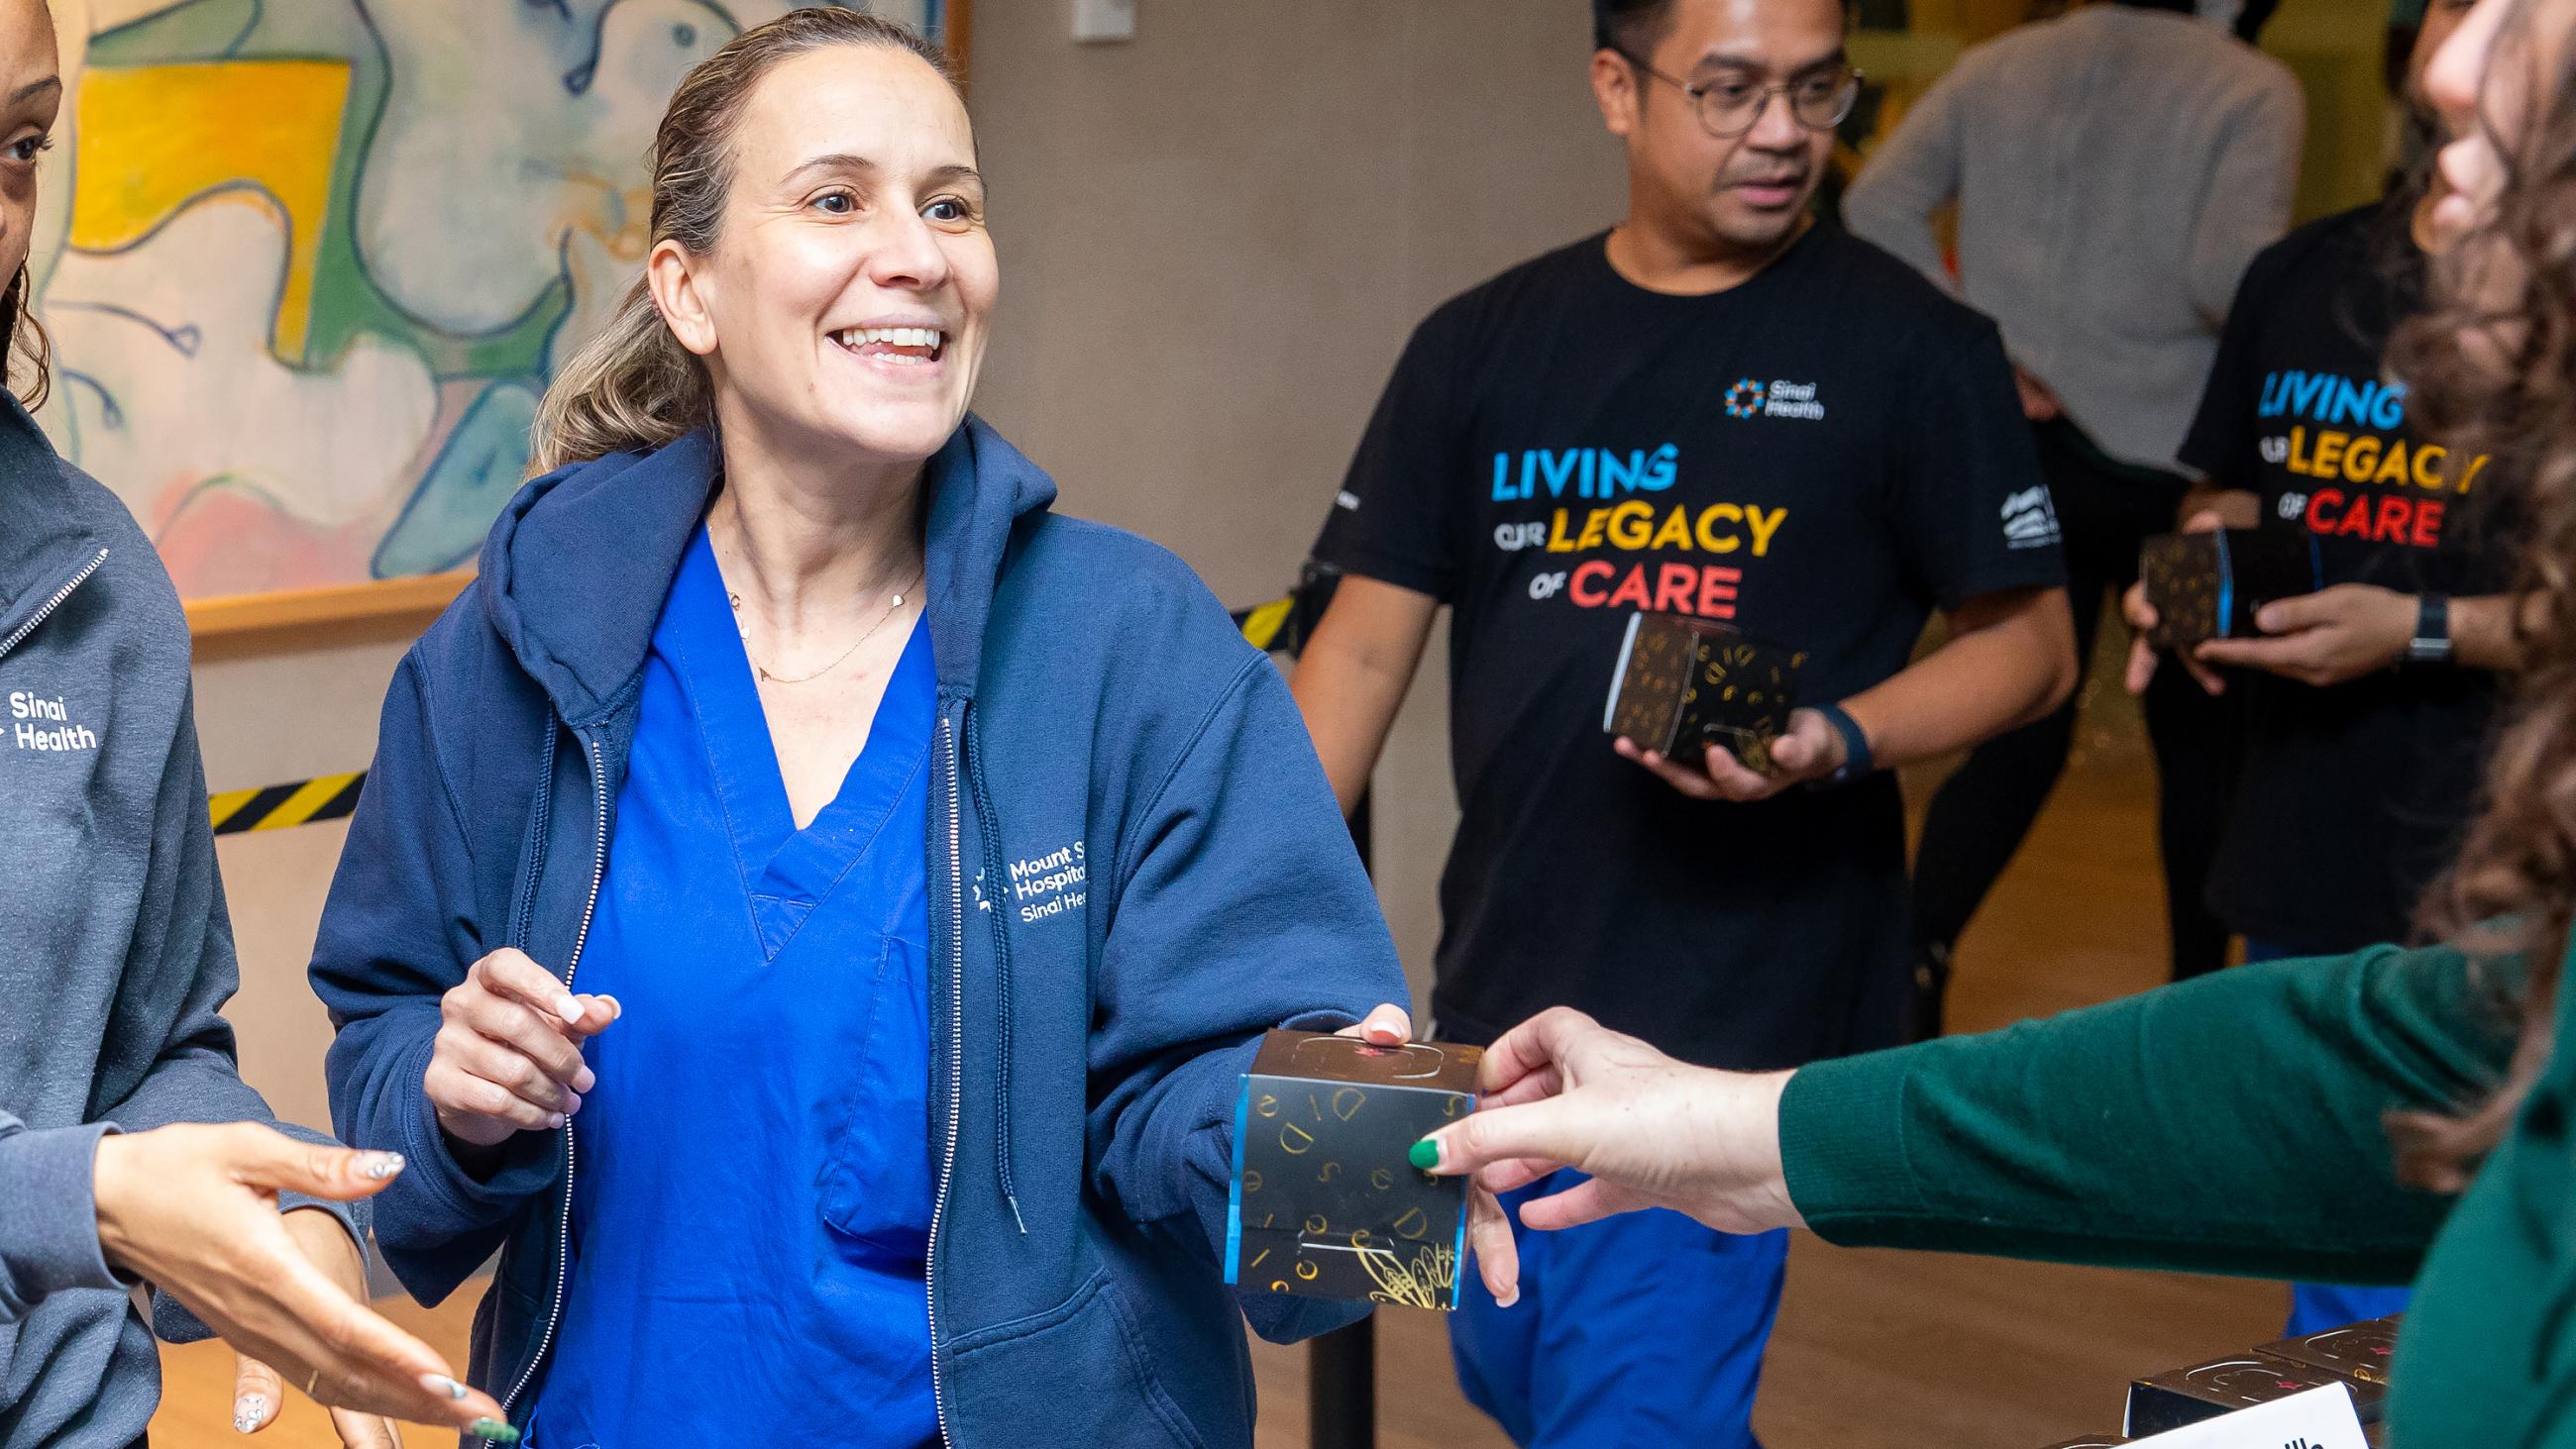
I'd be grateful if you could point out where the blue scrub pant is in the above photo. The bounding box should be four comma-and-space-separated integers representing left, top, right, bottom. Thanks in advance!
2242, 939, 2416, 1336
1449, 1171, 1786, 1448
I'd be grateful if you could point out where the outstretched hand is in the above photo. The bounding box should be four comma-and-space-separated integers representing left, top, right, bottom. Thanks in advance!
92, 1124, 505, 1435
1412, 1008, 1804, 1276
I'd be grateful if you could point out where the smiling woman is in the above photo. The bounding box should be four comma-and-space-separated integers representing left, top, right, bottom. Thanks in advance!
306, 9, 1416, 1448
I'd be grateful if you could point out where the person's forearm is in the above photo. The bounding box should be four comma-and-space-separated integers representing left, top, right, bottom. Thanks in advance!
2451, 592, 2524, 671
1288, 644, 1407, 814
1780, 942, 2515, 1282
0, 1115, 125, 1321
1287, 581, 1437, 814
1842, 589, 2076, 772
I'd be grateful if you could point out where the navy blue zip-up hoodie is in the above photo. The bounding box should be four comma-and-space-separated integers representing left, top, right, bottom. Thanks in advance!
308, 419, 1406, 1446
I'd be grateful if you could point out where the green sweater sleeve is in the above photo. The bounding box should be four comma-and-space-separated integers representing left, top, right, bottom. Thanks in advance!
1780, 943, 2524, 1284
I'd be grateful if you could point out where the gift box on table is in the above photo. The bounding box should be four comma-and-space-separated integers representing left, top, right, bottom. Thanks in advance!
1602, 612, 1808, 775
2257, 1316, 2402, 1387
2125, 1355, 2384, 1436
1224, 1030, 1481, 1311
2139, 528, 2323, 650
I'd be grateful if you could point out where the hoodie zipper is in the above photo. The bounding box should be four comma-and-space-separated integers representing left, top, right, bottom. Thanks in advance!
498, 730, 609, 1421
926, 708, 966, 1446
0, 548, 107, 666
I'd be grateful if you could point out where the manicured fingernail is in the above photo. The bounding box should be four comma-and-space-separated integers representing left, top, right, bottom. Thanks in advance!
468, 1418, 521, 1443
234, 1395, 268, 1432
361, 1151, 405, 1180
1408, 1138, 1443, 1172
420, 1373, 469, 1400
555, 996, 585, 1024
546, 1113, 568, 1129
573, 1067, 596, 1094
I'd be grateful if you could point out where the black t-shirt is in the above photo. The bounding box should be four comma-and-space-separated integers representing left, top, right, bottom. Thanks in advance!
1314, 227, 2065, 1070
2180, 202, 2510, 952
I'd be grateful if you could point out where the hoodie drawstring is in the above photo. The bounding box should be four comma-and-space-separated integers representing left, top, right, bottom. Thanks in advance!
964, 712, 1027, 1235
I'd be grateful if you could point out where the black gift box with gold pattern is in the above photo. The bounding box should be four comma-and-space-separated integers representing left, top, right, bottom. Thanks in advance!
2139, 528, 2323, 649
1601, 612, 1807, 775
2124, 1354, 2383, 1435
2257, 1316, 2402, 1388
1224, 1030, 1481, 1311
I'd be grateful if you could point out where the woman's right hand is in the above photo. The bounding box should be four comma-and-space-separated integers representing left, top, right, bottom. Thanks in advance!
90, 1123, 505, 1432
427, 949, 617, 1157
1413, 1008, 1804, 1240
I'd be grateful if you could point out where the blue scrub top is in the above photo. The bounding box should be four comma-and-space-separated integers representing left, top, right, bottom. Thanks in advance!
530, 527, 940, 1449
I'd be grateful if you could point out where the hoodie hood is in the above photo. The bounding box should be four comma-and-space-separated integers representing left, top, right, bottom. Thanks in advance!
0, 394, 112, 630
478, 415, 1058, 723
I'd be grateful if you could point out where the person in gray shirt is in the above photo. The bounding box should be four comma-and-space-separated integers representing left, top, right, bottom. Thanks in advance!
1844, 0, 2304, 1019
0, 0, 505, 1441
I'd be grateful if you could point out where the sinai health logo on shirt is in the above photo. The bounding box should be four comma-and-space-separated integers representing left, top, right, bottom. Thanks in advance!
2000, 485, 2062, 552
1723, 377, 1826, 422
9, 689, 97, 754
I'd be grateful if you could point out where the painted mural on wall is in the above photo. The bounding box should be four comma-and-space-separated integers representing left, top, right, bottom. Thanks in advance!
35, 0, 946, 600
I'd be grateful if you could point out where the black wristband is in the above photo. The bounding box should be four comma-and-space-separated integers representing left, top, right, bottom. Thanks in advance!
1815, 702, 1874, 785
2408, 593, 2454, 666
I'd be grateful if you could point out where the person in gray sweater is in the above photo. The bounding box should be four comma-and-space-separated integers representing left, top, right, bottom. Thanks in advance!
0, 0, 503, 1442
1844, 0, 2305, 1019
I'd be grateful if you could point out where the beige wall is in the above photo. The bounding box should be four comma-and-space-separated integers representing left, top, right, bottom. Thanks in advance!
197, 637, 410, 1132
967, 0, 1625, 989
194, 0, 1629, 1120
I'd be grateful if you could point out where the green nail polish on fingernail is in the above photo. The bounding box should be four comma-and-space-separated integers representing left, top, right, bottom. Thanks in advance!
1408, 1138, 1442, 1172
468, 1418, 520, 1444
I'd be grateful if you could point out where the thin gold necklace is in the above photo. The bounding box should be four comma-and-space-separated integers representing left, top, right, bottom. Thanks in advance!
729, 565, 923, 684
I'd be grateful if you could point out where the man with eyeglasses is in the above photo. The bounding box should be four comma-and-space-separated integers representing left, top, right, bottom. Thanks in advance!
1847, 0, 2304, 1025
1290, 1, 2075, 1442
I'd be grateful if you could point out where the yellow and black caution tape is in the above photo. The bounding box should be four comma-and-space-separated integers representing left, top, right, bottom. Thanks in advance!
210, 772, 366, 836
208, 578, 1327, 836
1236, 595, 1295, 652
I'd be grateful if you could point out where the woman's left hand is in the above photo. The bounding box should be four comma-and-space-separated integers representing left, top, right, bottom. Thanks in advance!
2192, 584, 2416, 686
232, 1210, 404, 1447
1329, 1004, 1522, 1309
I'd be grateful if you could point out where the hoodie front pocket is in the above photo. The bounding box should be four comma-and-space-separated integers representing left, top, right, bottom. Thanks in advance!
817, 937, 937, 1255
948, 1271, 1210, 1449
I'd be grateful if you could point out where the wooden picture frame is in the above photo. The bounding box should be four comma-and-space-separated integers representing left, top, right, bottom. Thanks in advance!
130, 2, 968, 654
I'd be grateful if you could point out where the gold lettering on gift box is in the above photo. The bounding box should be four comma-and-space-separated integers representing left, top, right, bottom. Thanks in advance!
1297, 1261, 1321, 1282
1371, 1169, 1395, 1190
1243, 1171, 1263, 1192
1280, 1123, 1316, 1154
1319, 1162, 1342, 1183
1334, 1088, 1367, 1121
1394, 1207, 1431, 1241
1306, 1214, 1331, 1234
1256, 1094, 1280, 1118
1360, 1244, 1458, 1310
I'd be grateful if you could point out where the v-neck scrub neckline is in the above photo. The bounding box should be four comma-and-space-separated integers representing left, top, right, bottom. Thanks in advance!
662, 528, 935, 961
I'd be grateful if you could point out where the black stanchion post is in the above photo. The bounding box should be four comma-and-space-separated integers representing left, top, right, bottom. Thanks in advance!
1309, 789, 1379, 1449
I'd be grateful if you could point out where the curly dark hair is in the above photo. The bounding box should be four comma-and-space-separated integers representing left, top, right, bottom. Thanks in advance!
2389, 0, 2576, 1190
1, 263, 52, 411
